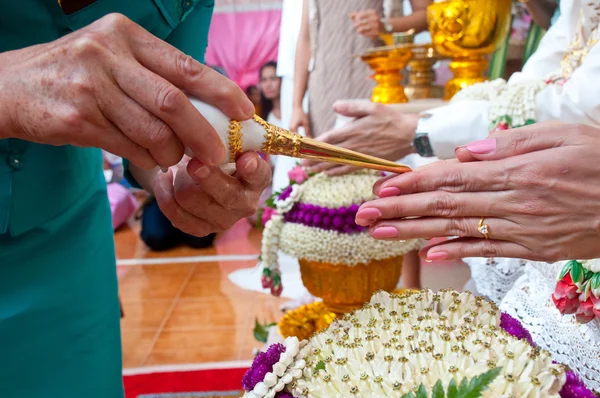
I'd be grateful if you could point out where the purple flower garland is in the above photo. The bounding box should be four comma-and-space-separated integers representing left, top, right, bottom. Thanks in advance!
283, 203, 366, 234
500, 313, 596, 397
242, 313, 597, 397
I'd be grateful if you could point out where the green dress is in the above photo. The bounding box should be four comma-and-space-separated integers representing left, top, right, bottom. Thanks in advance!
0, 1, 213, 396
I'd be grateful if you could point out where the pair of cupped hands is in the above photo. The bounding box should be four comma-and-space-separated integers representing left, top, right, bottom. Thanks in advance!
0, 15, 272, 237
303, 101, 600, 263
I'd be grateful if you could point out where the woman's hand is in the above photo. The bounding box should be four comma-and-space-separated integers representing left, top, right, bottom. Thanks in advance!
350, 9, 382, 39
303, 100, 419, 175
289, 106, 312, 137
152, 152, 272, 237
0, 14, 253, 169
355, 122, 600, 262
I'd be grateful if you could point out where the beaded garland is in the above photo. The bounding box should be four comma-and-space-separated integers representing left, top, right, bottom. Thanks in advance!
258, 166, 421, 297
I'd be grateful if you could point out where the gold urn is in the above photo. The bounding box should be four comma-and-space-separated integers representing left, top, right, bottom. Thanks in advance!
298, 256, 403, 315
428, 0, 512, 100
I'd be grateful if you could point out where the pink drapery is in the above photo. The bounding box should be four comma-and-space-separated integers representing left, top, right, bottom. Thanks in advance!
205, 0, 282, 90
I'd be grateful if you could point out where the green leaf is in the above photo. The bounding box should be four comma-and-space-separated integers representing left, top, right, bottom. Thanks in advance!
415, 385, 428, 398
315, 361, 326, 371
447, 378, 458, 398
400, 393, 416, 398
571, 261, 584, 284
253, 319, 274, 343
256, 208, 264, 228
457, 377, 468, 396
591, 273, 600, 289
559, 261, 573, 280
431, 381, 444, 398
460, 367, 502, 398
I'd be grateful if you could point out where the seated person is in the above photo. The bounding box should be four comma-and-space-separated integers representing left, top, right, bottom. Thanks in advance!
139, 197, 216, 251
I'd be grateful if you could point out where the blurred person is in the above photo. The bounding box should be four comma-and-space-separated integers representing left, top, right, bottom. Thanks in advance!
523, 0, 560, 30
350, 0, 430, 39
290, 0, 431, 138
246, 85, 262, 114
258, 61, 282, 126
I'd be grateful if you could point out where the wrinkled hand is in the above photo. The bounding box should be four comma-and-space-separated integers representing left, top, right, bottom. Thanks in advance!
355, 122, 600, 262
350, 9, 382, 38
289, 106, 312, 137
0, 14, 253, 169
303, 100, 418, 176
153, 152, 272, 237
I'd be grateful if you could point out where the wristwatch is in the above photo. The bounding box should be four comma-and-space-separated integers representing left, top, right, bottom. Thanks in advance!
412, 115, 435, 157
380, 18, 393, 33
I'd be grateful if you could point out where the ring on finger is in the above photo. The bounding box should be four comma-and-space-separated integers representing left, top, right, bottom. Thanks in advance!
477, 217, 490, 239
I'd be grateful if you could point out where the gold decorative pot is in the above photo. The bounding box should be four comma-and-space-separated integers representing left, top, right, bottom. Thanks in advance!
428, 0, 512, 99
299, 256, 403, 315
360, 45, 413, 104
405, 44, 445, 100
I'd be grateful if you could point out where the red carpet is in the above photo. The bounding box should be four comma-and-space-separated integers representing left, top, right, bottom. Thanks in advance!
123, 363, 249, 398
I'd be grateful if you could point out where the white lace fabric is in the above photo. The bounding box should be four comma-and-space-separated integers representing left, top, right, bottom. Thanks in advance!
464, 257, 527, 304
500, 261, 600, 392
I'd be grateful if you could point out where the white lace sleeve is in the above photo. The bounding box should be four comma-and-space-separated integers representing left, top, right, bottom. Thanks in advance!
500, 261, 600, 392
464, 257, 527, 304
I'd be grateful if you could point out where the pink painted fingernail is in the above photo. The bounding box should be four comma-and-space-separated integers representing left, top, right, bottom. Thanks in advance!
378, 187, 401, 198
426, 252, 448, 261
356, 208, 381, 225
466, 139, 496, 154
371, 226, 399, 239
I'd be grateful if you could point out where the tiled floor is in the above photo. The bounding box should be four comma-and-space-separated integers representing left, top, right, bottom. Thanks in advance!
116, 219, 470, 369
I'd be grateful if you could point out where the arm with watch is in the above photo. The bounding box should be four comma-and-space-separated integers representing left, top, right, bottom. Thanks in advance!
350, 0, 430, 39
302, 99, 491, 175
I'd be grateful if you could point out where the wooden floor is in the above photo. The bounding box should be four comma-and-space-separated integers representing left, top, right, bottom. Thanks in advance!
116, 220, 470, 369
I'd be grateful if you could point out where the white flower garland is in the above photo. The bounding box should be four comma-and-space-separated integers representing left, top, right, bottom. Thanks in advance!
450, 78, 507, 103
276, 184, 302, 214
243, 337, 307, 398
279, 223, 422, 266
250, 290, 566, 397
260, 170, 422, 289
298, 172, 381, 209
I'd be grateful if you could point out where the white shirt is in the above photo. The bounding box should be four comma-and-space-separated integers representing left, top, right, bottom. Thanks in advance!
277, 0, 304, 78
427, 0, 600, 159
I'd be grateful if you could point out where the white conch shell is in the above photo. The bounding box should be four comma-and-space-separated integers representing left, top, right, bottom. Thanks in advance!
185, 97, 268, 174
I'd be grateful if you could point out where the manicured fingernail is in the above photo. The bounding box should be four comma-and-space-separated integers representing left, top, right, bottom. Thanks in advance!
356, 208, 381, 225
194, 165, 211, 180
371, 226, 399, 239
466, 139, 496, 154
378, 187, 401, 198
245, 157, 258, 173
426, 252, 448, 261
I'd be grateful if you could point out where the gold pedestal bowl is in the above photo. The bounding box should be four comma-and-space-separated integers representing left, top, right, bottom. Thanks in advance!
405, 44, 445, 100
298, 256, 403, 315
360, 45, 413, 104
428, 0, 512, 100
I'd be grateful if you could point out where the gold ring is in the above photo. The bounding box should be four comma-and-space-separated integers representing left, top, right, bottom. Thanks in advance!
478, 217, 489, 239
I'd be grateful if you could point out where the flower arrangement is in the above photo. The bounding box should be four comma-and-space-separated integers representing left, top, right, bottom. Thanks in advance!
259, 166, 421, 297
242, 290, 596, 398
552, 260, 600, 324
278, 302, 337, 342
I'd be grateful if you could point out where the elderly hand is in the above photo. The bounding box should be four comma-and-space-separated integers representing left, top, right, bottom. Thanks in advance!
0, 14, 253, 169
303, 100, 419, 175
152, 152, 271, 237
350, 9, 383, 39
355, 122, 600, 262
